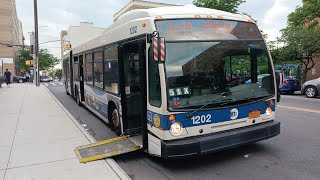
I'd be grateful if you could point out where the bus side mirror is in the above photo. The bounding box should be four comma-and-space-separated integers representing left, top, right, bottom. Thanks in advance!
152, 37, 166, 63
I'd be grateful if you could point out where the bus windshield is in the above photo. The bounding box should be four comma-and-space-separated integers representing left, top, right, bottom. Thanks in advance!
156, 19, 275, 110
156, 20, 274, 110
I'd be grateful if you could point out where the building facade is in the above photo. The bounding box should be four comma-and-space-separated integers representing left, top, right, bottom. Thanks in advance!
0, 0, 24, 75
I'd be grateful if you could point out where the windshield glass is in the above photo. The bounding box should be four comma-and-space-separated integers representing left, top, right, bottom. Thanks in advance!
164, 41, 275, 110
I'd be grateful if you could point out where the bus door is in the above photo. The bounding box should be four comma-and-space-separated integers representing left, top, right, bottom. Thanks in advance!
79, 55, 85, 101
119, 38, 146, 135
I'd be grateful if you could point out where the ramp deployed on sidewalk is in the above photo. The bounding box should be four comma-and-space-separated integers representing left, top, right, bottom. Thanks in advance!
74, 135, 142, 163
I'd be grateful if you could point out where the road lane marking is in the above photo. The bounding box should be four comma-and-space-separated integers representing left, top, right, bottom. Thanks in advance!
51, 83, 56, 86
59, 82, 63, 85
282, 95, 319, 101
278, 105, 320, 114
44, 83, 48, 86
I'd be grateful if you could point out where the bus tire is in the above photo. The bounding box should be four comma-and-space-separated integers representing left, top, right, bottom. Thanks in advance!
109, 105, 121, 136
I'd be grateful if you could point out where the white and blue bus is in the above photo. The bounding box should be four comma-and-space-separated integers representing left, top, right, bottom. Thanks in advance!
64, 6, 280, 159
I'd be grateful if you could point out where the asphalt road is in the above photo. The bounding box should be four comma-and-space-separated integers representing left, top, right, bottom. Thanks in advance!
47, 82, 320, 180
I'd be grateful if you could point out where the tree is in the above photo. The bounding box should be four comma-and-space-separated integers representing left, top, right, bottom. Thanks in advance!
279, 0, 320, 82
16, 48, 60, 73
38, 49, 60, 71
16, 47, 33, 74
54, 69, 62, 80
48, 71, 55, 78
193, 0, 246, 13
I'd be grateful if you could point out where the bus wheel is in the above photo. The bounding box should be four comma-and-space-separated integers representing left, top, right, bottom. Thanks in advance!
111, 108, 121, 135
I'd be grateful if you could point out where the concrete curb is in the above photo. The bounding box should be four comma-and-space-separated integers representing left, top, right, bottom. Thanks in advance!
44, 85, 131, 180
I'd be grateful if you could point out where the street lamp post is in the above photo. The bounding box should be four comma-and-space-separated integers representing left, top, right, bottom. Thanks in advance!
34, 0, 40, 86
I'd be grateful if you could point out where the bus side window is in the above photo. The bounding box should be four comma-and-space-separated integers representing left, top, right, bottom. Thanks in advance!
104, 47, 119, 94
85, 54, 93, 86
93, 52, 103, 89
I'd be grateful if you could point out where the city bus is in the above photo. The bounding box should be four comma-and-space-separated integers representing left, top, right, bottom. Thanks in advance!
63, 5, 280, 161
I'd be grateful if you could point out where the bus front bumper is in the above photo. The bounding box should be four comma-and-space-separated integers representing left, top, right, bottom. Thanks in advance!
161, 120, 280, 159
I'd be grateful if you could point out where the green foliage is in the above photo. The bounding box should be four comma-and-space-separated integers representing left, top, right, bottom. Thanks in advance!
48, 71, 55, 77
16, 47, 33, 73
193, 0, 246, 13
277, 0, 320, 82
54, 69, 62, 79
16, 47, 60, 73
39, 49, 60, 71
288, 0, 320, 28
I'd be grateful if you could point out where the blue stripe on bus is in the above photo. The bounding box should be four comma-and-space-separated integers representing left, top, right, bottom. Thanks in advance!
84, 86, 120, 119
148, 99, 276, 130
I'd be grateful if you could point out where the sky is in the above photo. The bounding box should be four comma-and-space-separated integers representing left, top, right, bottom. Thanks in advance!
16, 0, 302, 61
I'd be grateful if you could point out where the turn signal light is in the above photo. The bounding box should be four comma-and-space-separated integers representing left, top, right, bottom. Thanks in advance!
270, 99, 274, 105
169, 114, 175, 121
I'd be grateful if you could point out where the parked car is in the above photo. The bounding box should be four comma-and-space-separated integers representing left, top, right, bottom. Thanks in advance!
40, 76, 53, 82
0, 75, 4, 87
13, 75, 27, 83
301, 77, 320, 98
280, 77, 301, 95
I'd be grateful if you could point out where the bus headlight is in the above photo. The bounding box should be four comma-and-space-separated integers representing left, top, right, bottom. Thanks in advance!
170, 122, 182, 136
266, 107, 273, 117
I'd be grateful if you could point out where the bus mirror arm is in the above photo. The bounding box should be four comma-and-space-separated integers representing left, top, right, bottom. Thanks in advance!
147, 31, 159, 43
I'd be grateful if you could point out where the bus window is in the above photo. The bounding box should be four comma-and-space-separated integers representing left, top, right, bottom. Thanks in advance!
104, 47, 119, 94
94, 52, 103, 89
148, 48, 161, 107
257, 54, 273, 93
73, 56, 79, 82
85, 54, 93, 86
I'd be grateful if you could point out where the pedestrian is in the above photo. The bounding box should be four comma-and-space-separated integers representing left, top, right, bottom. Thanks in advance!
24, 71, 31, 82
4, 69, 11, 87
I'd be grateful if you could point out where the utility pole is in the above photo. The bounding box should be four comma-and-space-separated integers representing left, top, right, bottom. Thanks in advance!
1, 59, 3, 76
34, 0, 40, 86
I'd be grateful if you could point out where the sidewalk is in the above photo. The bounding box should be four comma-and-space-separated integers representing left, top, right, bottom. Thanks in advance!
0, 84, 130, 180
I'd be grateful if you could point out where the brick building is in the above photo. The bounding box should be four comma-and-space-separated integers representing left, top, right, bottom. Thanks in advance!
0, 0, 24, 75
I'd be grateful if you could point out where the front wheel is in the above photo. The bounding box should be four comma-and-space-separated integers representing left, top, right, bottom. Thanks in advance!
305, 86, 317, 98
18, 79, 23, 83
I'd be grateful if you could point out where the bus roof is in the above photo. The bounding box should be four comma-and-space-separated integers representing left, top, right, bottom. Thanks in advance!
113, 5, 252, 29
70, 6, 253, 57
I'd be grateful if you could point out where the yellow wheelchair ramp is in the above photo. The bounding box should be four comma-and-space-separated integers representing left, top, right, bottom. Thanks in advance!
74, 135, 142, 163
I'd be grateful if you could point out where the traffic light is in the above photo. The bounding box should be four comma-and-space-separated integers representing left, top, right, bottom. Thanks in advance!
66, 43, 72, 50
26, 60, 33, 66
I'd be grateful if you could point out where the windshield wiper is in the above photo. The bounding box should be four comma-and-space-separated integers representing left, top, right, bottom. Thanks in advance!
186, 91, 229, 118
218, 95, 272, 106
